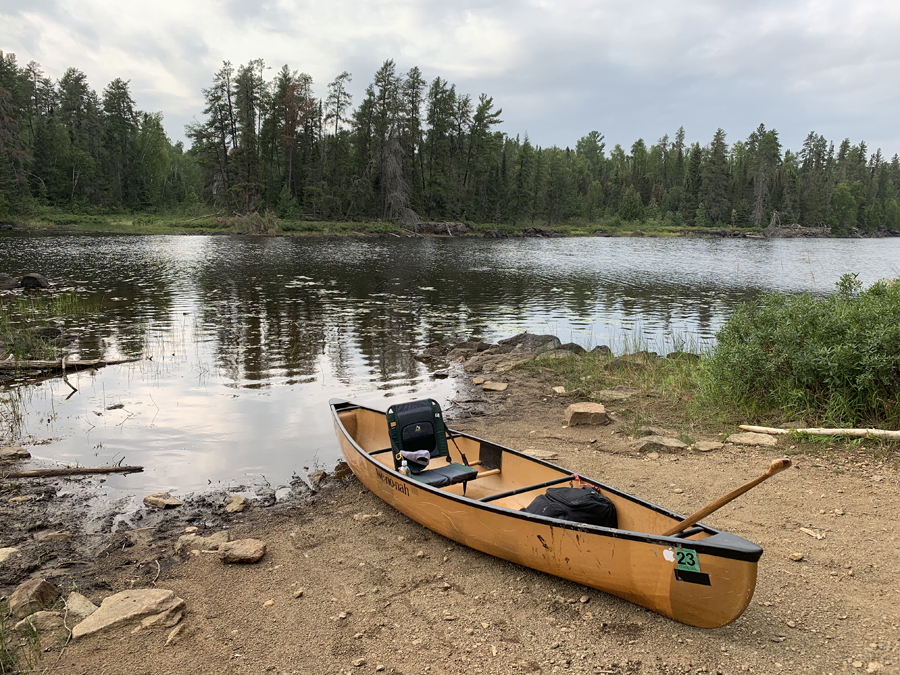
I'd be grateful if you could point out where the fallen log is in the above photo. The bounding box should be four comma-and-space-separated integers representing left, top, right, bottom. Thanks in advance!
739, 424, 900, 440
0, 357, 140, 372
3, 465, 144, 479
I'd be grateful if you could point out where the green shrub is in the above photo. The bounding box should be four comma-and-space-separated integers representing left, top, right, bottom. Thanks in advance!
702, 274, 900, 427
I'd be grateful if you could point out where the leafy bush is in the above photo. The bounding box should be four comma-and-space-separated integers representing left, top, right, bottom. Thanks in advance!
702, 274, 900, 427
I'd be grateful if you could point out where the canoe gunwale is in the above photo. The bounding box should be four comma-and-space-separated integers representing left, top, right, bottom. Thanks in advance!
330, 400, 763, 564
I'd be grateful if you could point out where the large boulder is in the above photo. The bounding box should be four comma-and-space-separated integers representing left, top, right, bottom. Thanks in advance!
72, 589, 185, 639
0, 273, 19, 290
498, 332, 561, 354
20, 273, 50, 289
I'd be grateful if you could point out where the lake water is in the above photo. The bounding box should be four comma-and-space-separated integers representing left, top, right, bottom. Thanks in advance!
2, 234, 899, 499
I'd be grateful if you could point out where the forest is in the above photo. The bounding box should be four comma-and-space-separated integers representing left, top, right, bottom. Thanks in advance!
2, 51, 900, 233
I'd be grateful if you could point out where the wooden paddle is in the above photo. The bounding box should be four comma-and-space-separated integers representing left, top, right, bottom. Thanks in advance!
661, 458, 792, 537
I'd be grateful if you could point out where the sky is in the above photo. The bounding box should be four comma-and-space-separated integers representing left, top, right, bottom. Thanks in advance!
2, 0, 899, 157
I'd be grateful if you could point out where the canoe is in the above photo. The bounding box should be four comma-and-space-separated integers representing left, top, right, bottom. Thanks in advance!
330, 399, 763, 628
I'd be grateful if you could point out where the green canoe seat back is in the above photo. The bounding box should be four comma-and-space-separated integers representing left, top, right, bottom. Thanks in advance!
386, 399, 478, 488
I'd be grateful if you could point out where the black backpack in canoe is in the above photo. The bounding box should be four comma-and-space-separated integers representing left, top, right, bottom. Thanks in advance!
523, 487, 617, 529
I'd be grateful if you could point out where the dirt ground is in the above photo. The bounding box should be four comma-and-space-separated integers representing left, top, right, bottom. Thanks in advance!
1, 370, 898, 675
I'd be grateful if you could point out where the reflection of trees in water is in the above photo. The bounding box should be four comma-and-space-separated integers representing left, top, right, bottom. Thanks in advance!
190, 238, 764, 386
0, 235, 768, 388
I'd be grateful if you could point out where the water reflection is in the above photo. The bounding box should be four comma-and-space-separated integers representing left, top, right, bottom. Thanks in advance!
1, 234, 898, 495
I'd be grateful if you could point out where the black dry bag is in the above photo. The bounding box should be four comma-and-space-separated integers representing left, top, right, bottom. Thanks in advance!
523, 487, 617, 529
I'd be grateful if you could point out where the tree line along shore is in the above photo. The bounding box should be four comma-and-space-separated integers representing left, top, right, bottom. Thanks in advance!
2, 53, 900, 236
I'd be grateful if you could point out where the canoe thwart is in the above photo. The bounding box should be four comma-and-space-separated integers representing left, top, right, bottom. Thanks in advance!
478, 475, 575, 503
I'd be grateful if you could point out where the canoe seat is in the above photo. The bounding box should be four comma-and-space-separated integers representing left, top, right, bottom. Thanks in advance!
408, 462, 478, 488
386, 398, 477, 489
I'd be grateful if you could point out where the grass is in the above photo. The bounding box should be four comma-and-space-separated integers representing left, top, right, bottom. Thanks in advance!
0, 599, 41, 675
518, 321, 900, 462
13, 207, 763, 238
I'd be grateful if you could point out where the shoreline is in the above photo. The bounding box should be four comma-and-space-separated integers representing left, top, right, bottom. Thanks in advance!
4, 214, 900, 239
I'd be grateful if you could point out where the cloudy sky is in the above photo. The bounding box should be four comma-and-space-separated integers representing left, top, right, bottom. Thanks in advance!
2, 0, 899, 156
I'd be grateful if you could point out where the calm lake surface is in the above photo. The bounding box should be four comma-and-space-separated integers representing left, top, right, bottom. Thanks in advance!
2, 234, 899, 500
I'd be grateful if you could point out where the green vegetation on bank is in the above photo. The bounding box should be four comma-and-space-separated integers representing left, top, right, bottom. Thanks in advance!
13, 206, 755, 237
2, 51, 900, 235
523, 276, 900, 448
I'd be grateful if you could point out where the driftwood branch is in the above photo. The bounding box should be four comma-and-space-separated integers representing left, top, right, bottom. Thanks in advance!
0, 357, 140, 373
3, 465, 144, 479
740, 425, 900, 440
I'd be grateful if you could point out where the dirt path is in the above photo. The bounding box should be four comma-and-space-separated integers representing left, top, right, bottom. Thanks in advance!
3, 371, 899, 674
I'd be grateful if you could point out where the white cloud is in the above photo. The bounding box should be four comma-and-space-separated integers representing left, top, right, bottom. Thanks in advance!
2, 0, 900, 154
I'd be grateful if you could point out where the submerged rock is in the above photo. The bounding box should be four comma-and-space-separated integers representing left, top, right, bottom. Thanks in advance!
21, 273, 50, 289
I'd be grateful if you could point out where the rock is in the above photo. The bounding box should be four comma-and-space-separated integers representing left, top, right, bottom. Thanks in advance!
595, 388, 640, 402
497, 332, 561, 354
0, 273, 20, 290
143, 492, 183, 509
472, 377, 485, 385
789, 553, 805, 562
220, 538, 267, 563
66, 592, 99, 619
15, 611, 64, 633
866, 663, 883, 673
646, 452, 660, 460
482, 381, 508, 392
0, 546, 20, 563
726, 432, 779, 447
525, 450, 558, 460
309, 470, 328, 488
8, 495, 33, 504
225, 494, 250, 513
432, 370, 449, 379
72, 589, 185, 639
9, 579, 61, 618
693, 441, 724, 452
353, 658, 367, 667
557, 342, 586, 355
293, 588, 305, 598
262, 599, 274, 607
629, 436, 689, 452
21, 273, 50, 289
552, 386, 567, 394
564, 403, 609, 427
175, 530, 230, 555
166, 624, 184, 645
590, 345, 612, 356
636, 425, 672, 437
0, 446, 30, 461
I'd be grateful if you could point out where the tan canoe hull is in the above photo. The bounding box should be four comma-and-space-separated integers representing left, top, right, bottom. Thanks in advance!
332, 402, 760, 628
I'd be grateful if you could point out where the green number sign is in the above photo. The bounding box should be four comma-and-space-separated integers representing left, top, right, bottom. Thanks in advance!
676, 547, 701, 573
